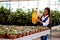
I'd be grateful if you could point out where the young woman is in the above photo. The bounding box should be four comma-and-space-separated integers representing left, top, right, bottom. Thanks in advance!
37, 7, 50, 40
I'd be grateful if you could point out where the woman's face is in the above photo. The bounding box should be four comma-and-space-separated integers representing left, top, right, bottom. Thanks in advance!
43, 9, 48, 15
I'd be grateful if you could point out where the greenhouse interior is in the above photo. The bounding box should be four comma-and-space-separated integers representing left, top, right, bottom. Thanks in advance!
0, 0, 60, 40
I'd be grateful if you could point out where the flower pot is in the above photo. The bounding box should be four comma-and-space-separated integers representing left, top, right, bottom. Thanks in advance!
34, 30, 36, 33
23, 33, 27, 36
31, 31, 34, 34
21, 33, 24, 37
29, 31, 32, 35
37, 29, 40, 32
26, 32, 30, 36
32, 30, 35, 34
7, 34, 17, 39
44, 27, 49, 30
40, 29, 44, 32
4, 33, 7, 38
0, 34, 5, 38
35, 29, 38, 33
17, 34, 22, 38
38, 30, 41, 32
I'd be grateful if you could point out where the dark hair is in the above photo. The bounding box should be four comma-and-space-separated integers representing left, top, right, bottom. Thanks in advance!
44, 7, 50, 16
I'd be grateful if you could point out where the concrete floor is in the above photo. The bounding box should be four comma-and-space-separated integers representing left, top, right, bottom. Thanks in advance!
48, 31, 60, 40
33, 31, 60, 40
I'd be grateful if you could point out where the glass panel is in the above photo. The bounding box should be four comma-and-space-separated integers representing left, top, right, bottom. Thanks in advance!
50, 0, 58, 2
10, 2, 18, 11
50, 5, 56, 10
0, 0, 10, 2
28, 1, 37, 11
19, 1, 28, 11
55, 5, 59, 10
38, 1, 48, 10
49, 1, 55, 5
0, 2, 7, 8
0, 2, 11, 9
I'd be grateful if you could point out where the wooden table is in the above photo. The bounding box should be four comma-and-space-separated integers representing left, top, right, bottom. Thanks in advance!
0, 30, 50, 40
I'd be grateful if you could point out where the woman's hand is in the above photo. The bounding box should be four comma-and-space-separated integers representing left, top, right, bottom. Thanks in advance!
37, 19, 43, 24
37, 19, 40, 22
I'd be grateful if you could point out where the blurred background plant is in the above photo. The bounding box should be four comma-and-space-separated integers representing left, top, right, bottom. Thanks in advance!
0, 6, 60, 26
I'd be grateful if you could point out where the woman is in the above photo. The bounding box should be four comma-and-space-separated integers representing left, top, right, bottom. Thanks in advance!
37, 7, 50, 40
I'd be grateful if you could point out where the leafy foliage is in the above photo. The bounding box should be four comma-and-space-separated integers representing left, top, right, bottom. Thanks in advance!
50, 10, 60, 26
0, 6, 60, 26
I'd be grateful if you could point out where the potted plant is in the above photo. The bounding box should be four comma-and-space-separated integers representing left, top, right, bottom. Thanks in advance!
17, 30, 23, 38
23, 31, 27, 36
31, 29, 35, 34
26, 31, 30, 36
36, 26, 40, 32
0, 29, 5, 38
24, 26, 31, 35
19, 29, 27, 37
43, 27, 49, 30
40, 27, 45, 31
24, 28, 30, 36
7, 29, 17, 39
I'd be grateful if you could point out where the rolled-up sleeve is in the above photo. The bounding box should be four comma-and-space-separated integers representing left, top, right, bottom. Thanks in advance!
43, 18, 49, 26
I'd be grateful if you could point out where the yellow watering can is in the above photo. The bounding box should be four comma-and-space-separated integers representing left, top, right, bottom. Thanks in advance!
32, 10, 38, 24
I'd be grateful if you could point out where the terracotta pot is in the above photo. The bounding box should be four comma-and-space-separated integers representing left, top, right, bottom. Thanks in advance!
32, 30, 35, 34
21, 32, 27, 37
25, 32, 27, 36
4, 33, 7, 38
23, 33, 27, 36
21, 33, 24, 37
45, 28, 49, 30
31, 31, 33, 34
29, 31, 32, 35
34, 30, 36, 33
26, 32, 30, 36
0, 34, 5, 38
38, 30, 41, 32
37, 30, 39, 32
35, 29, 38, 33
40, 29, 44, 32
17, 34, 22, 38
7, 34, 17, 39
